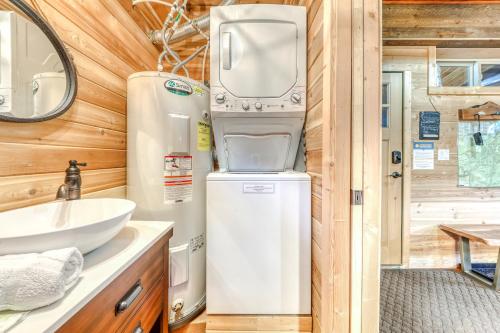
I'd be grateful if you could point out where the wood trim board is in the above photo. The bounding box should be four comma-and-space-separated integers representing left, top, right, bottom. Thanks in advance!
429, 87, 500, 96
402, 71, 412, 267
350, 0, 365, 330
361, 0, 382, 332
206, 315, 312, 332
321, 0, 353, 331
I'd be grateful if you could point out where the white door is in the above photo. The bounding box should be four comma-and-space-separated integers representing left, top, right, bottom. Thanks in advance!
381, 72, 403, 265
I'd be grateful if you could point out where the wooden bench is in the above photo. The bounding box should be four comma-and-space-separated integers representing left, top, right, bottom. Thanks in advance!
440, 224, 500, 291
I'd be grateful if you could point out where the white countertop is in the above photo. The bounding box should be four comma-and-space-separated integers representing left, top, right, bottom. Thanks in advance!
10, 220, 174, 333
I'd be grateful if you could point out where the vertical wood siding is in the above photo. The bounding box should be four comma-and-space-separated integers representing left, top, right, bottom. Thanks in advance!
288, 1, 325, 332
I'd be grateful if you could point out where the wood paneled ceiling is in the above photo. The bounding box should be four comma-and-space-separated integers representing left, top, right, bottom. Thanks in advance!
383, 3, 500, 47
384, 0, 500, 3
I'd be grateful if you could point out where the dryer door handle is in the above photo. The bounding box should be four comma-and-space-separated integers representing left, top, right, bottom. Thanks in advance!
222, 32, 232, 70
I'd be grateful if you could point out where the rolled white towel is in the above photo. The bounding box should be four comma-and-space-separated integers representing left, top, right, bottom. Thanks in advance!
0, 247, 83, 312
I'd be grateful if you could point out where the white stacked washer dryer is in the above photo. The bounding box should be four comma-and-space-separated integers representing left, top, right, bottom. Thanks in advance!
207, 4, 311, 315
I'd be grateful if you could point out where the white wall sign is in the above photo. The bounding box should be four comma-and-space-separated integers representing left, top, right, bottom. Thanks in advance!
438, 149, 450, 161
413, 142, 434, 170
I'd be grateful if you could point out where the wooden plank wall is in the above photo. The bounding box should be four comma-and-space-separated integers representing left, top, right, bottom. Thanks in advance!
383, 4, 500, 47
284, 0, 324, 330
297, 1, 324, 332
359, 0, 382, 331
292, 0, 381, 332
383, 4, 500, 268
0, 0, 160, 212
290, 0, 382, 331
383, 46, 500, 267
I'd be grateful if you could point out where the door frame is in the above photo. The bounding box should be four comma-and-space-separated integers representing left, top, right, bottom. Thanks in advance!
319, 0, 383, 331
401, 71, 412, 268
382, 70, 412, 267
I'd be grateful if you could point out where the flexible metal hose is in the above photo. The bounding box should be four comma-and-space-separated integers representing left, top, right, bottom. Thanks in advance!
149, 0, 238, 44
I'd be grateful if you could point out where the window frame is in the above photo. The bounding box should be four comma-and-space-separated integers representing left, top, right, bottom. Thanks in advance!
436, 60, 500, 88
428, 58, 500, 95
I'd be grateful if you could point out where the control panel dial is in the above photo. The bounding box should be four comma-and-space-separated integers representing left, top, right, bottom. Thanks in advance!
291, 93, 301, 104
215, 94, 226, 104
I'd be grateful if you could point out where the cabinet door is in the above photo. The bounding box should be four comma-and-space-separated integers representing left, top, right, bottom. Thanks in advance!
219, 21, 297, 98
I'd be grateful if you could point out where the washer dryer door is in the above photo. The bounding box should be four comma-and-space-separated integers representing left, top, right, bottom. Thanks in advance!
219, 20, 297, 98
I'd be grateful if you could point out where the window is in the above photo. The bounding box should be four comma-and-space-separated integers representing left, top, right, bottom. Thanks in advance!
381, 83, 390, 128
437, 62, 473, 87
437, 61, 500, 88
458, 121, 500, 187
479, 63, 500, 87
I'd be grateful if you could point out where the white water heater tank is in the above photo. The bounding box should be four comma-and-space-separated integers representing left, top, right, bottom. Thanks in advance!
32, 72, 66, 117
127, 72, 211, 327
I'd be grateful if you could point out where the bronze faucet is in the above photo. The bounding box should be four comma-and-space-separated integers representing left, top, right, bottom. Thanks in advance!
56, 160, 87, 200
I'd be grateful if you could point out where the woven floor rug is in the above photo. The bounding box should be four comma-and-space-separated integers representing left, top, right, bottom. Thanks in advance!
380, 269, 500, 333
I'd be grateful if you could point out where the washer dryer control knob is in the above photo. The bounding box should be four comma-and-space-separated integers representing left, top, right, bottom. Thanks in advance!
255, 102, 263, 110
291, 93, 301, 104
215, 94, 226, 104
242, 101, 250, 111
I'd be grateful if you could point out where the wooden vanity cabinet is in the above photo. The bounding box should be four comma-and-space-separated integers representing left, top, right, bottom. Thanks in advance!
57, 229, 173, 333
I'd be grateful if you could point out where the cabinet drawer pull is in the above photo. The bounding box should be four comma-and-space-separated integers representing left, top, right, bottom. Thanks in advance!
132, 321, 144, 333
115, 280, 143, 315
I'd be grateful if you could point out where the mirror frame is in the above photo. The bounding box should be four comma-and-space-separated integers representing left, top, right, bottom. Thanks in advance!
0, 0, 77, 123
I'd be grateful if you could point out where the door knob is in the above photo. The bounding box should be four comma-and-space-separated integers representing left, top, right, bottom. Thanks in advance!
390, 171, 402, 179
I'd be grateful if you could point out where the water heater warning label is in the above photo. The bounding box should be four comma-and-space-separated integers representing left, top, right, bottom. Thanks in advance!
197, 122, 211, 151
164, 156, 192, 204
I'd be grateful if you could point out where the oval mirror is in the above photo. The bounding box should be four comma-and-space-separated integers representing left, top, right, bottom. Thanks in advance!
0, 0, 76, 122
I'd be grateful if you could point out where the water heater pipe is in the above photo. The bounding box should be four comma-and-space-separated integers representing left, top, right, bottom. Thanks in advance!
172, 42, 208, 74
148, 0, 238, 44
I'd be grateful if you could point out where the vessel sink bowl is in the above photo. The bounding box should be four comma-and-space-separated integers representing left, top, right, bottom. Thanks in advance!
0, 198, 136, 255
